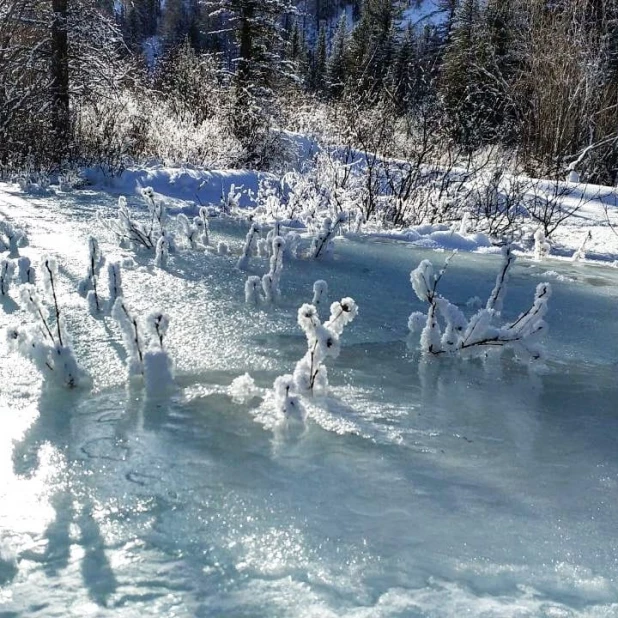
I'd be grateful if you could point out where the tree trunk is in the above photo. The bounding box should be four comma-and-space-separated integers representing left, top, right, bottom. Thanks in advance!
51, 0, 70, 159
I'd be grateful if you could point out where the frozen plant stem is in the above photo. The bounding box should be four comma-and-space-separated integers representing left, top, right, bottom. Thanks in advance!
44, 259, 63, 347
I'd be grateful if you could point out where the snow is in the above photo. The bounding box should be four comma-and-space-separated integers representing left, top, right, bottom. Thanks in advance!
1, 178, 618, 616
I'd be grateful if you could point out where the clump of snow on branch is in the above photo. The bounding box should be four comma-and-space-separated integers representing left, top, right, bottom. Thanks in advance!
228, 373, 260, 404
409, 248, 551, 360
8, 259, 87, 388
312, 280, 328, 313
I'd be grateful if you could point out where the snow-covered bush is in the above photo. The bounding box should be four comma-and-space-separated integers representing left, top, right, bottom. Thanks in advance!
245, 275, 262, 306
103, 195, 155, 250
77, 236, 105, 313
112, 298, 145, 378
103, 191, 174, 260
270, 297, 357, 424
310, 214, 345, 259
8, 259, 87, 388
177, 213, 199, 249
409, 247, 551, 359
195, 207, 210, 246
0, 220, 27, 258
262, 236, 285, 304
222, 184, 242, 216
17, 256, 35, 284
155, 234, 170, 268
112, 298, 174, 394
143, 311, 174, 396
281, 297, 358, 402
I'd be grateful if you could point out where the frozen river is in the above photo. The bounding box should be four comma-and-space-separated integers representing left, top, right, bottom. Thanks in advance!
1, 186, 617, 616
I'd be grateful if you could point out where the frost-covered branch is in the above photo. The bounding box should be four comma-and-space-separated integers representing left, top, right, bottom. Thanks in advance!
9, 263, 87, 388
310, 213, 346, 259
0, 258, 15, 296
269, 297, 357, 426
409, 250, 551, 360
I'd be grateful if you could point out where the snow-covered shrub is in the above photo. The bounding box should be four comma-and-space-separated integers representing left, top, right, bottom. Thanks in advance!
292, 297, 358, 395
222, 184, 242, 216
524, 179, 593, 238
112, 298, 174, 393
17, 256, 35, 284
310, 214, 345, 259
8, 260, 87, 388
0, 220, 27, 258
143, 311, 174, 396
177, 208, 210, 249
217, 241, 229, 255
237, 222, 261, 271
262, 236, 285, 304
572, 230, 592, 262
195, 207, 210, 246
409, 247, 551, 359
77, 237, 105, 313
177, 213, 199, 249
244, 275, 262, 306
273, 374, 306, 422
0, 258, 15, 296
112, 298, 145, 378
103, 191, 174, 260
103, 195, 155, 250
270, 297, 357, 423
154, 234, 169, 268
534, 229, 551, 261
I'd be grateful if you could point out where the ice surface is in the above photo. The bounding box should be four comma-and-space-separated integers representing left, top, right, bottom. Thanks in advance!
1, 185, 618, 617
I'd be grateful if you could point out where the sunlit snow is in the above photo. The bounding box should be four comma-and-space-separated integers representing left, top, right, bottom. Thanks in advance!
1, 183, 617, 617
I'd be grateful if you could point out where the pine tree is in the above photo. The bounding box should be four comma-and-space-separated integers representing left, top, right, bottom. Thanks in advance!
326, 13, 349, 97
206, 0, 296, 163
347, 0, 403, 95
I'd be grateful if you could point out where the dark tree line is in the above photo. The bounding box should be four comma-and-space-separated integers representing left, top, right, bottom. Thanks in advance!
3, 0, 618, 182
